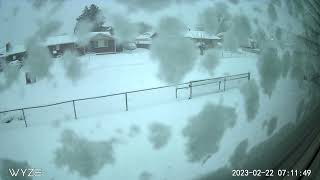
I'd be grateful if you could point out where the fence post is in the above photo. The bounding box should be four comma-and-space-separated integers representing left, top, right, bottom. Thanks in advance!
72, 100, 77, 119
248, 72, 251, 80
223, 77, 226, 91
22, 109, 27, 128
189, 82, 193, 99
125, 93, 128, 111
175, 88, 178, 99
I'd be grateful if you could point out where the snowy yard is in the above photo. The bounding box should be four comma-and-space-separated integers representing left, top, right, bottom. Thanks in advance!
1, 0, 319, 179
0, 49, 306, 180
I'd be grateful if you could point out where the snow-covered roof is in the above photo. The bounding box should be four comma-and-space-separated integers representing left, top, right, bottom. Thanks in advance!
88, 32, 112, 38
42, 32, 114, 47
185, 30, 221, 40
44, 34, 77, 46
135, 39, 152, 45
2, 45, 26, 56
216, 32, 225, 38
136, 32, 156, 40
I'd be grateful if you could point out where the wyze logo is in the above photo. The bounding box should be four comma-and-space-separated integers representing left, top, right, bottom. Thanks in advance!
8, 168, 42, 177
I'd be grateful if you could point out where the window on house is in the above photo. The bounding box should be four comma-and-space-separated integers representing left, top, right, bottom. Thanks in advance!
97, 40, 104, 48
56, 44, 60, 50
91, 41, 98, 48
13, 55, 16, 60
104, 40, 109, 47
96, 39, 108, 48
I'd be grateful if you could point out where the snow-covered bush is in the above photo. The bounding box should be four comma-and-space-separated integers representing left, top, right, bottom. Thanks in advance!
122, 42, 137, 51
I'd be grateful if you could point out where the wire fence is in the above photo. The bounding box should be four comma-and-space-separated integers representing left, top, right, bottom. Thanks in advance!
0, 72, 250, 128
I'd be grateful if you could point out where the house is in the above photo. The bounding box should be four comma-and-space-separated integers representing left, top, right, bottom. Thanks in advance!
86, 32, 117, 54
1, 43, 26, 62
184, 30, 221, 48
0, 31, 117, 65
0, 54, 5, 72
44, 32, 117, 56
135, 32, 157, 49
44, 35, 77, 58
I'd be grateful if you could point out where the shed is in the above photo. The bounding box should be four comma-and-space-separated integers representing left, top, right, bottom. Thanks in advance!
184, 30, 221, 48
135, 32, 157, 49
87, 32, 116, 54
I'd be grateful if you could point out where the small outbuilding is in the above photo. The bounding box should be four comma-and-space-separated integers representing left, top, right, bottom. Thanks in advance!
184, 30, 221, 48
87, 32, 117, 54
135, 32, 157, 49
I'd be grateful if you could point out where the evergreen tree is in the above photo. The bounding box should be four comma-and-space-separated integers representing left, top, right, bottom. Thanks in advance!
74, 4, 107, 33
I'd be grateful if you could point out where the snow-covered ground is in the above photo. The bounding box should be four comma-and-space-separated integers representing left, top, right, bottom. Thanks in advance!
0, 49, 306, 180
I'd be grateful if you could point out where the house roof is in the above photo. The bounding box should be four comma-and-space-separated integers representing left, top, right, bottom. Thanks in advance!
88, 32, 112, 38
1, 45, 26, 57
184, 30, 221, 40
44, 34, 77, 46
44, 32, 113, 46
135, 39, 152, 45
136, 32, 156, 40
76, 32, 113, 42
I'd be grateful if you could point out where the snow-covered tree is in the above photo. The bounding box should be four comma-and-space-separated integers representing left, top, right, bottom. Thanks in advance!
74, 4, 107, 33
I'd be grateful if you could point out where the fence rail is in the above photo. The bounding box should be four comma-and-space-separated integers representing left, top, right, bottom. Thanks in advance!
0, 72, 251, 128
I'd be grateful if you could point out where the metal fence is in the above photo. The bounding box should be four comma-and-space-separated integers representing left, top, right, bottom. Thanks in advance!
0, 72, 250, 128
